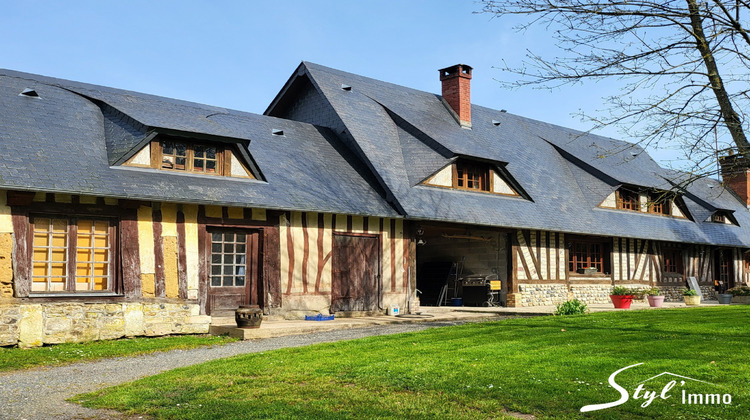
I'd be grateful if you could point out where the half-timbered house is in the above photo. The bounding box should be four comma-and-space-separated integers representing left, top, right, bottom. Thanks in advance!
1, 63, 749, 347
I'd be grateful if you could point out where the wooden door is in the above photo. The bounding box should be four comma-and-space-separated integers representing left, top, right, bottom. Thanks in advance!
207, 229, 260, 316
714, 249, 735, 289
332, 234, 380, 312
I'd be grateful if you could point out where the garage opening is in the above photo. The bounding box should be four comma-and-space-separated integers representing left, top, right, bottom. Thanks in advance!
415, 223, 509, 307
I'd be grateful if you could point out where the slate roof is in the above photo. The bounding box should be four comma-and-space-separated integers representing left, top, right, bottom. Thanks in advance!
0, 69, 397, 217
266, 62, 750, 247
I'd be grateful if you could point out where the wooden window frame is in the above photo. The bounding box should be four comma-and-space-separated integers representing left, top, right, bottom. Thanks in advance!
452, 161, 491, 192
647, 193, 671, 216
29, 215, 118, 294
568, 237, 611, 275
615, 189, 640, 211
209, 229, 250, 288
662, 247, 683, 274
151, 139, 234, 176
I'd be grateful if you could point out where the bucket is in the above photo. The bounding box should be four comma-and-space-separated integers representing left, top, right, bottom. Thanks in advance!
451, 298, 463, 306
387, 305, 400, 316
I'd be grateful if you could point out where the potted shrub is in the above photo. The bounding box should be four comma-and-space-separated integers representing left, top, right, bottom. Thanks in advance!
645, 287, 665, 307
610, 286, 635, 309
728, 285, 750, 304
682, 288, 701, 306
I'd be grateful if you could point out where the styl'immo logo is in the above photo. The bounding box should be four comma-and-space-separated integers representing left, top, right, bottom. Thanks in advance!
580, 363, 732, 412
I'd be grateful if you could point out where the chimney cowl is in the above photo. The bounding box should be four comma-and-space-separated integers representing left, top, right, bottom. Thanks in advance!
439, 64, 473, 81
438, 64, 473, 128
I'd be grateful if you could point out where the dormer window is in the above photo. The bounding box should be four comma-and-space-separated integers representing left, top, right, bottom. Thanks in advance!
708, 210, 737, 225
160, 141, 220, 174
602, 186, 688, 218
455, 161, 490, 192
123, 136, 256, 179
616, 189, 639, 211
422, 158, 521, 197
647, 193, 671, 216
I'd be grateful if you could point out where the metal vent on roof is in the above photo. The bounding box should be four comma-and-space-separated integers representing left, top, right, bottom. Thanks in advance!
492, 120, 501, 126
341, 84, 352, 91
500, 109, 507, 113
272, 129, 284, 136
19, 88, 40, 98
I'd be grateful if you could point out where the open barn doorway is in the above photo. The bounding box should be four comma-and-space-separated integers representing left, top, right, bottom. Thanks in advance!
415, 223, 509, 307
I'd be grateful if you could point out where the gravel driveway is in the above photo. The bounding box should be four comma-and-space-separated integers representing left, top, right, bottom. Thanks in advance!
0, 321, 470, 420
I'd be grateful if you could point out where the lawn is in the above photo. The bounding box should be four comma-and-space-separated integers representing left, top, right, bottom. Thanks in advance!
73, 307, 749, 419
0, 335, 236, 372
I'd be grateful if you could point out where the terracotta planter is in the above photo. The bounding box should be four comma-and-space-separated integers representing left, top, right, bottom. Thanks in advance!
683, 295, 701, 306
235, 304, 263, 328
610, 295, 634, 309
647, 295, 665, 307
718, 294, 733, 304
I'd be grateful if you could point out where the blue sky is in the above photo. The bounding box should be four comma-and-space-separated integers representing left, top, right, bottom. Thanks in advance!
2, 0, 682, 164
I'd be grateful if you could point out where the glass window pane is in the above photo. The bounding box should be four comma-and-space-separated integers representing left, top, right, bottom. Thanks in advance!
78, 220, 93, 234
236, 266, 245, 276
94, 277, 108, 291
33, 234, 49, 247
78, 235, 92, 248
175, 157, 186, 170
223, 254, 233, 264
162, 141, 174, 154
236, 233, 246, 243
194, 146, 204, 158
206, 161, 216, 172
223, 266, 233, 275
206, 147, 216, 159
236, 255, 246, 265
223, 276, 233, 286
212, 232, 222, 242
212, 243, 222, 253
175, 143, 187, 157
94, 235, 108, 248
211, 276, 221, 286
224, 243, 233, 253
211, 255, 222, 264
194, 159, 204, 171
235, 276, 245, 286
236, 244, 246, 254
224, 233, 234, 241
162, 155, 175, 169
211, 265, 222, 275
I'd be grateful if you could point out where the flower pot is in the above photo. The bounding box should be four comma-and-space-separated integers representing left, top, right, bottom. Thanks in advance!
647, 295, 665, 307
683, 295, 701, 306
235, 304, 263, 328
718, 294, 733, 304
610, 295, 634, 309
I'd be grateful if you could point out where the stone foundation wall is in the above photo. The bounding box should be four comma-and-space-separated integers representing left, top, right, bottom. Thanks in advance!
659, 285, 717, 302
569, 284, 613, 304
517, 284, 569, 306
0, 301, 210, 348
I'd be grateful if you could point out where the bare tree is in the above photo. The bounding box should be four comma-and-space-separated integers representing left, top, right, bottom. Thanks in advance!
479, 1, 750, 177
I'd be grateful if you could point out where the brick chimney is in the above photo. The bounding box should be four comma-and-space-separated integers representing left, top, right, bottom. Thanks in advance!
719, 154, 750, 207
439, 64, 472, 128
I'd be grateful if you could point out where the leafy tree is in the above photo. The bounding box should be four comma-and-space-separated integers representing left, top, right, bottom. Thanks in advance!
479, 1, 750, 175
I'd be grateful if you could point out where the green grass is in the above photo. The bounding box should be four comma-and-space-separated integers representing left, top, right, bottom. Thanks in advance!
0, 335, 236, 372
73, 307, 750, 419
